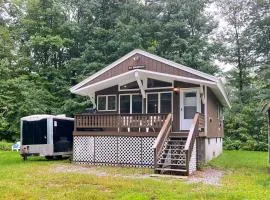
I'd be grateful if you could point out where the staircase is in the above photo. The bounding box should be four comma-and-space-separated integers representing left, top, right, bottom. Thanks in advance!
155, 134, 188, 175
153, 113, 202, 176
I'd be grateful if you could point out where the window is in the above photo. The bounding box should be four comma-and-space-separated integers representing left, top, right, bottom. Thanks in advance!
119, 81, 143, 90
97, 95, 116, 111
160, 93, 172, 113
132, 95, 143, 113
120, 95, 130, 113
183, 92, 197, 119
217, 103, 223, 119
147, 94, 159, 113
120, 81, 139, 90
147, 92, 172, 113
147, 78, 172, 88
120, 94, 142, 114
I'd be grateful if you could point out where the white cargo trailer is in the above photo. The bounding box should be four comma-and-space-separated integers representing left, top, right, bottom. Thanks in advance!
20, 115, 74, 160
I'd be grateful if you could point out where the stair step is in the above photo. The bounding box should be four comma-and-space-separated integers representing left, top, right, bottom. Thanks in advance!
169, 136, 188, 138
164, 148, 185, 151
159, 158, 186, 161
161, 153, 186, 157
166, 144, 185, 147
168, 139, 186, 142
163, 148, 185, 154
170, 132, 188, 137
155, 168, 187, 173
157, 163, 186, 166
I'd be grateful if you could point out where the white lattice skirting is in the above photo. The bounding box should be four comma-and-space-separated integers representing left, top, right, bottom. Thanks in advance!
73, 136, 156, 167
188, 140, 197, 175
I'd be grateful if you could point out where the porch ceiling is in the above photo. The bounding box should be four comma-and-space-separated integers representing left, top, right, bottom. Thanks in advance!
72, 69, 231, 108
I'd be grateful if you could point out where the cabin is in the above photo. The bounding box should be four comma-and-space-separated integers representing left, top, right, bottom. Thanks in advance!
70, 49, 231, 175
263, 102, 270, 164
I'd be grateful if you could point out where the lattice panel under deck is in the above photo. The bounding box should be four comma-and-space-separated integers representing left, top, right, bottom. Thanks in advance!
73, 136, 155, 167
142, 137, 156, 166
118, 137, 141, 165
95, 136, 118, 163
73, 136, 94, 162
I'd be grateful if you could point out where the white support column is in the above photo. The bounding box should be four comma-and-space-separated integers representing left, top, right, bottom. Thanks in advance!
88, 93, 96, 109
134, 71, 146, 98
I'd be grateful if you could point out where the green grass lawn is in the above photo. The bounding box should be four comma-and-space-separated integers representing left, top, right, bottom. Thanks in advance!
0, 151, 269, 200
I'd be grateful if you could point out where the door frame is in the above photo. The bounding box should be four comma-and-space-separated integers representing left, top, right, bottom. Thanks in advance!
179, 88, 201, 130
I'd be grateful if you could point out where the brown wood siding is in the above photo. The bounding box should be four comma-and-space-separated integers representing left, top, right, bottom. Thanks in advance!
94, 81, 207, 132
206, 88, 224, 138
173, 90, 180, 131
80, 53, 210, 89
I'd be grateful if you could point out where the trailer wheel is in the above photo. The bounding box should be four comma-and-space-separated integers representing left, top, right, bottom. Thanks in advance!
45, 156, 54, 160
54, 155, 62, 160
23, 154, 27, 161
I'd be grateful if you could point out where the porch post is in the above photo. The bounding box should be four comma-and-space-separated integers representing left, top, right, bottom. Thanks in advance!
200, 84, 206, 105
88, 93, 96, 109
135, 71, 146, 98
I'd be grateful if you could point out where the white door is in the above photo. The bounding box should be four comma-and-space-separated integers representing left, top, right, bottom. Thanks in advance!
180, 89, 201, 130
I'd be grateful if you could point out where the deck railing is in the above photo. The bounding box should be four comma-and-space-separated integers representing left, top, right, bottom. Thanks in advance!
184, 112, 200, 175
152, 113, 172, 169
74, 113, 168, 132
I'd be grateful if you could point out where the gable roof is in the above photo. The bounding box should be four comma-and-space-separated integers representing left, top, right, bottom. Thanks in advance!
70, 49, 231, 107
70, 49, 218, 92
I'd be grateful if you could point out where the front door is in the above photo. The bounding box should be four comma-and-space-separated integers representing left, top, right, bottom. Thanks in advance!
180, 89, 200, 130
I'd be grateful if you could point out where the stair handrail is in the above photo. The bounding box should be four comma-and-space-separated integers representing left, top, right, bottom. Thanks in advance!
184, 112, 200, 174
152, 113, 172, 169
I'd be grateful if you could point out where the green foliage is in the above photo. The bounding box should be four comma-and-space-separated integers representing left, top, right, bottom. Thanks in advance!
0, 141, 12, 151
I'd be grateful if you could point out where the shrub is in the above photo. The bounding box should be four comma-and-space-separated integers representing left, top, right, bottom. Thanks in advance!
0, 141, 13, 151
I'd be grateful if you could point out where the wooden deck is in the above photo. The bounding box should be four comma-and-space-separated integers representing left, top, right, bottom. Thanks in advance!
74, 113, 168, 133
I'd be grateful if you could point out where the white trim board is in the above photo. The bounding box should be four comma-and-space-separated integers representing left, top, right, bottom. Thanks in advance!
70, 49, 218, 92
72, 69, 230, 108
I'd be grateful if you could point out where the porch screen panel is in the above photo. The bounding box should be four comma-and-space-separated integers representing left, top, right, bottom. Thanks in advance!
184, 92, 197, 119
147, 94, 158, 113
120, 95, 130, 113
160, 93, 172, 113
132, 95, 142, 113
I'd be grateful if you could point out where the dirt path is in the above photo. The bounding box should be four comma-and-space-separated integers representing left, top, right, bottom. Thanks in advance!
51, 164, 224, 185
187, 168, 224, 186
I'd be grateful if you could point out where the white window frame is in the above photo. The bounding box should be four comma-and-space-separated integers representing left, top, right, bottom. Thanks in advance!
146, 78, 173, 90
97, 95, 117, 111
146, 91, 173, 114
119, 93, 143, 114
